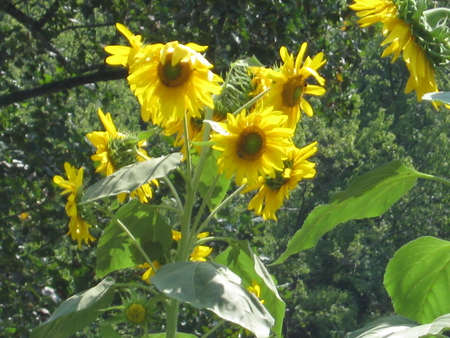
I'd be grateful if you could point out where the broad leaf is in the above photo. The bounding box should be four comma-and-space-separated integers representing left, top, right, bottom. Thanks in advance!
31, 278, 115, 338
216, 240, 285, 337
81, 153, 182, 203
194, 150, 231, 211
144, 334, 198, 338
347, 315, 418, 338
96, 199, 173, 278
422, 92, 450, 105
99, 325, 122, 338
348, 314, 450, 338
384, 236, 450, 323
152, 261, 274, 338
273, 161, 419, 264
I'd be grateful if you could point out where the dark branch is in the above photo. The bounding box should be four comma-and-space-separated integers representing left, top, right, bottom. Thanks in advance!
0, 0, 73, 71
0, 67, 128, 107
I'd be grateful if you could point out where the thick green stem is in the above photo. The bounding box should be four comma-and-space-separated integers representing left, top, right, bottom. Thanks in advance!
165, 299, 181, 338
417, 172, 450, 187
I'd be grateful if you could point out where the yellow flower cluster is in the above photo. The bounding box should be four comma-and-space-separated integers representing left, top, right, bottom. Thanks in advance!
104, 23, 323, 220
53, 163, 95, 249
350, 0, 439, 101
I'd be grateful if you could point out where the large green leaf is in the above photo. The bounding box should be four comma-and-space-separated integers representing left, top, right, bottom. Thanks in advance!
81, 153, 182, 203
152, 261, 274, 338
194, 150, 231, 211
273, 161, 419, 265
31, 278, 115, 338
215, 240, 285, 338
348, 314, 450, 338
96, 199, 173, 278
384, 236, 450, 324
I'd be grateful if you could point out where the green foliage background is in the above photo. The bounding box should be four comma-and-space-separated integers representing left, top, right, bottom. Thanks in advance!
0, 0, 449, 337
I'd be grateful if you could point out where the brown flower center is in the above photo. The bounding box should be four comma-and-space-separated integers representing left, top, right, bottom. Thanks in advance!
237, 126, 265, 161
282, 76, 305, 107
158, 55, 192, 87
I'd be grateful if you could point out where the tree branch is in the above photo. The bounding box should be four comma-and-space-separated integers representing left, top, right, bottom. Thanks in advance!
0, 67, 127, 107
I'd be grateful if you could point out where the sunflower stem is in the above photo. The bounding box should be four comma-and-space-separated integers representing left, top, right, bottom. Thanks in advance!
200, 319, 227, 338
231, 88, 269, 116
196, 184, 247, 237
165, 299, 180, 338
192, 173, 221, 234
162, 175, 184, 213
416, 172, 450, 187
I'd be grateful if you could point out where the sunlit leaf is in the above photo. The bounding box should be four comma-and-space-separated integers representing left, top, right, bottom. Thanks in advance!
152, 261, 274, 338
81, 153, 182, 203
273, 161, 419, 264
96, 199, 173, 278
216, 240, 285, 337
31, 277, 115, 338
232, 56, 264, 67
384, 236, 450, 323
348, 314, 450, 338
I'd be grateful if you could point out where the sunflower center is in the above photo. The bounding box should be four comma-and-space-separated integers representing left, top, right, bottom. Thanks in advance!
282, 76, 305, 107
126, 303, 147, 324
237, 127, 265, 161
158, 55, 192, 87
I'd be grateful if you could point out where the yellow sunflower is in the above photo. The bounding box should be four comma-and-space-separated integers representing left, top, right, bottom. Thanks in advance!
53, 162, 95, 249
127, 41, 223, 126
247, 280, 265, 304
171, 230, 212, 261
212, 108, 294, 186
138, 260, 163, 284
350, 0, 439, 102
105, 23, 144, 68
263, 43, 326, 128
86, 108, 157, 203
245, 142, 318, 220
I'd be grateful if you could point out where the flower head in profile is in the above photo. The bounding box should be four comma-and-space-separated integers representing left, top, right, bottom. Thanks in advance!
212, 108, 294, 186
53, 162, 95, 249
86, 108, 158, 203
350, 0, 440, 102
263, 43, 326, 128
245, 142, 318, 220
127, 41, 223, 126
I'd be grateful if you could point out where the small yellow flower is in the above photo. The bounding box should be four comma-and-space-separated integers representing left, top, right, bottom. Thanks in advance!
138, 261, 162, 284
53, 163, 95, 249
247, 280, 265, 304
86, 108, 158, 203
171, 230, 212, 261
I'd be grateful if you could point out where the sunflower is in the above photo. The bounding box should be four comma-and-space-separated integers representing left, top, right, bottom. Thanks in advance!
212, 108, 294, 186
247, 280, 265, 304
262, 43, 326, 128
53, 162, 95, 248
127, 41, 223, 126
86, 108, 157, 203
350, 0, 439, 102
171, 230, 212, 261
105, 23, 144, 68
245, 142, 317, 220
138, 261, 163, 284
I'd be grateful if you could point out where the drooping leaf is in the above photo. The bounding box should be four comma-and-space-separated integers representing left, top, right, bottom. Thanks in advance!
273, 161, 419, 265
384, 236, 450, 323
348, 314, 450, 338
216, 240, 285, 338
194, 150, 231, 211
347, 315, 418, 338
96, 199, 173, 278
152, 261, 274, 338
31, 278, 115, 338
81, 153, 182, 203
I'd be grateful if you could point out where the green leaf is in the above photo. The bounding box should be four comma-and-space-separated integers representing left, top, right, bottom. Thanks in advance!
137, 129, 157, 141
215, 240, 285, 338
81, 153, 182, 203
99, 325, 122, 338
152, 261, 274, 338
96, 199, 173, 278
232, 56, 264, 67
422, 92, 450, 105
31, 277, 115, 338
143, 333, 198, 338
348, 314, 450, 338
273, 161, 419, 265
347, 315, 418, 338
384, 236, 450, 323
194, 150, 231, 211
